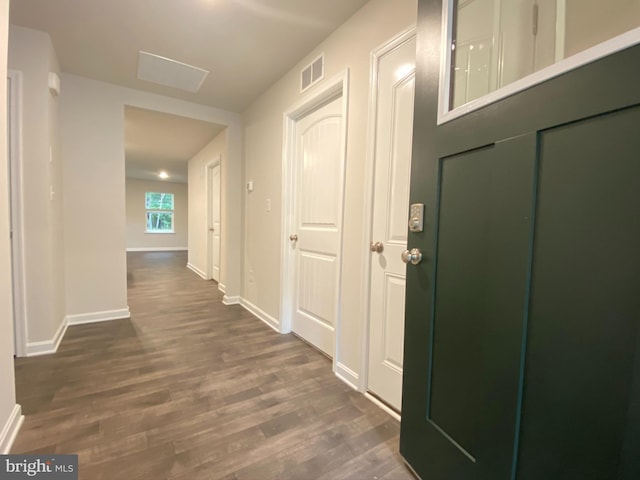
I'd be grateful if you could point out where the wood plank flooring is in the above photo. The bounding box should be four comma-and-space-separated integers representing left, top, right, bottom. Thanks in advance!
12, 251, 414, 480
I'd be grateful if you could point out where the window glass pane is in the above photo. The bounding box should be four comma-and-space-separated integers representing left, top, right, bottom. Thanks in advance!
449, 0, 640, 110
145, 192, 174, 210
146, 212, 174, 232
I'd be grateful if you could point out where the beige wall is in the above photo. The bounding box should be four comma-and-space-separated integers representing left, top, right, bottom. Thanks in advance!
61, 74, 243, 319
126, 179, 188, 250
0, 0, 20, 451
8, 25, 65, 345
242, 0, 417, 383
187, 130, 227, 283
565, 0, 640, 57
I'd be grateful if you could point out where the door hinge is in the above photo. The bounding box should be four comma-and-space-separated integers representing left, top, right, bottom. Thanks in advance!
532, 3, 539, 36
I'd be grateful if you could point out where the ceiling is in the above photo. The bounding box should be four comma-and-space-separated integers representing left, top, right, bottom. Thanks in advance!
125, 106, 225, 184
10, 0, 370, 185
9, 0, 370, 112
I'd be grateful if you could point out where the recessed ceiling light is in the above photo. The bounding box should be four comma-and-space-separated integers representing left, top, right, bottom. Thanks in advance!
159, 171, 169, 179
137, 51, 209, 93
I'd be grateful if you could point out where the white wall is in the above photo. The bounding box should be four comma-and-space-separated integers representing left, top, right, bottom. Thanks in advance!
8, 25, 65, 347
60, 75, 242, 319
126, 179, 188, 250
0, 0, 22, 453
242, 0, 417, 383
187, 129, 227, 283
565, 0, 640, 57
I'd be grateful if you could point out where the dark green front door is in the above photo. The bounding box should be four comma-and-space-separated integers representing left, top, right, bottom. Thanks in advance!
400, 2, 640, 479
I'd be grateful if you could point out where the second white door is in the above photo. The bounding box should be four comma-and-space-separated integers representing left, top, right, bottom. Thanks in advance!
208, 163, 221, 282
290, 94, 345, 357
367, 32, 416, 411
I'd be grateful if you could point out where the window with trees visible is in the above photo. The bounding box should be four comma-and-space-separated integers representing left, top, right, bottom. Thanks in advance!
145, 192, 174, 233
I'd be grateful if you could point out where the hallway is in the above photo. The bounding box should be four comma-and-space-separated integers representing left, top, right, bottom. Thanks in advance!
11, 251, 413, 479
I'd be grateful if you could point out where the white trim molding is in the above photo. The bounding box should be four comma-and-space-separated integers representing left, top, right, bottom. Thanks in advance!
0, 405, 24, 454
334, 362, 359, 391
218, 283, 226, 294
187, 262, 208, 280
364, 392, 401, 422
222, 295, 240, 306
8, 69, 27, 358
25, 317, 68, 357
240, 298, 280, 333
66, 308, 131, 326
126, 247, 187, 252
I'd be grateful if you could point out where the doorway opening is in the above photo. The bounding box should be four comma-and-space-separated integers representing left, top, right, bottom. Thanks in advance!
280, 70, 349, 373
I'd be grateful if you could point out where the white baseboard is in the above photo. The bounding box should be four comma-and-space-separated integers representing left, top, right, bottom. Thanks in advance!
0, 405, 24, 454
186, 263, 208, 280
364, 392, 401, 422
25, 317, 68, 357
218, 283, 226, 294
126, 247, 187, 252
240, 298, 280, 333
66, 308, 131, 326
335, 362, 360, 390
222, 295, 240, 306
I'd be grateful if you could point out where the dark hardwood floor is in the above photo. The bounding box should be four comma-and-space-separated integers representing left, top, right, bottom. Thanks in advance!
12, 251, 414, 479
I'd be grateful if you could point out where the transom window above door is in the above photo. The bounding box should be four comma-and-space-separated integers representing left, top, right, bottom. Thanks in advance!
145, 192, 174, 233
439, 0, 640, 123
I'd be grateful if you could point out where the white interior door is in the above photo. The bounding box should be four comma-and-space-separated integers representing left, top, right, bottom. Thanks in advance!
208, 163, 221, 282
290, 95, 344, 357
367, 33, 416, 411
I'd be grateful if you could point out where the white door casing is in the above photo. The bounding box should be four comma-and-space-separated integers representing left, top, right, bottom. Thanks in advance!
365, 29, 416, 412
8, 70, 27, 357
207, 159, 221, 282
280, 71, 349, 365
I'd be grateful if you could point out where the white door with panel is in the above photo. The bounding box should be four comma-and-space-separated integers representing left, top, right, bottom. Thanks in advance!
290, 95, 345, 357
367, 33, 416, 411
208, 163, 221, 282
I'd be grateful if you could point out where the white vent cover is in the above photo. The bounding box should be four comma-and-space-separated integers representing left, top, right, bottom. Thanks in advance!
301, 54, 324, 92
137, 51, 209, 93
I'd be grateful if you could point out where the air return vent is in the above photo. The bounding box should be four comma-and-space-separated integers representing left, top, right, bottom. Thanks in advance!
137, 51, 209, 93
301, 54, 324, 92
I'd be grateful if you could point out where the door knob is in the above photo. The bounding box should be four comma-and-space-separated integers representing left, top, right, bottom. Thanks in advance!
370, 241, 384, 253
401, 248, 422, 265
209, 228, 214, 232
289, 234, 298, 242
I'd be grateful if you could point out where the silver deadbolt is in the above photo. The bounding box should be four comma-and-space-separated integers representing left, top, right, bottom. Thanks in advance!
370, 241, 384, 253
409, 203, 425, 233
401, 248, 423, 265
289, 234, 298, 242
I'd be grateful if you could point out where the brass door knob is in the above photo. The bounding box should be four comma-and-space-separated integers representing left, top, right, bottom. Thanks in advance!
370, 241, 384, 253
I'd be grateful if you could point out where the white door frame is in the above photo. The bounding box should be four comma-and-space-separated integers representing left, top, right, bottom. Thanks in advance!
360, 27, 417, 395
205, 155, 222, 282
8, 69, 27, 357
279, 70, 349, 363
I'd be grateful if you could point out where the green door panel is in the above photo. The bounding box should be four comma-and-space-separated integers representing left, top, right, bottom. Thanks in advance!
516, 106, 640, 480
425, 134, 537, 478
